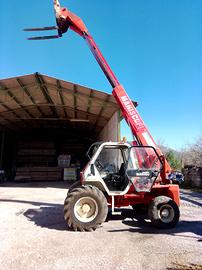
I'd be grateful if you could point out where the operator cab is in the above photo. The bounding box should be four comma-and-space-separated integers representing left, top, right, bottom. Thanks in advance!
94, 144, 129, 191
85, 142, 163, 194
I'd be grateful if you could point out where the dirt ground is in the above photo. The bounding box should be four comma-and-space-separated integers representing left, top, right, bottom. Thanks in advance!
0, 182, 202, 270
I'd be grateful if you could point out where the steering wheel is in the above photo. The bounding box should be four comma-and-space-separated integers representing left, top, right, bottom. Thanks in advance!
95, 160, 104, 169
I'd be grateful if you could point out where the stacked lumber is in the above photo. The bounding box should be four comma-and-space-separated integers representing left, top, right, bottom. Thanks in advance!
15, 140, 60, 182
17, 141, 57, 167
15, 167, 62, 182
58, 140, 86, 165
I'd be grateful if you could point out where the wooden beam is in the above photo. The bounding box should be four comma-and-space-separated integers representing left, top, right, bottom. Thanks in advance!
73, 84, 77, 119
92, 95, 111, 130
35, 73, 59, 118
0, 96, 24, 129
0, 129, 5, 169
0, 82, 37, 129
56, 79, 68, 119
2, 117, 69, 121
86, 89, 93, 119
0, 77, 137, 109
0, 80, 121, 108
0, 115, 19, 130
16, 78, 46, 118
0, 104, 109, 122
54, 83, 120, 108
0, 81, 35, 119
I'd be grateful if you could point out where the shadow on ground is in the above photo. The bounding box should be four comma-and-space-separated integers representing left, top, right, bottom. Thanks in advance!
0, 198, 68, 231
24, 204, 202, 239
1, 198, 202, 239
107, 209, 202, 241
24, 205, 68, 231
0, 181, 72, 189
180, 190, 202, 208
167, 262, 202, 270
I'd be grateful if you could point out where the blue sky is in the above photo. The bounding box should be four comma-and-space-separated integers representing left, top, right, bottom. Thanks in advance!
0, 0, 201, 150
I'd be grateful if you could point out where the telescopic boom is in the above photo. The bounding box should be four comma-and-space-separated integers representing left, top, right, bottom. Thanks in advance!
26, 0, 172, 182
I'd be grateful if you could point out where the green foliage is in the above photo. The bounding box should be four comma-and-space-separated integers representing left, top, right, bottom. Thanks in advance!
165, 150, 181, 170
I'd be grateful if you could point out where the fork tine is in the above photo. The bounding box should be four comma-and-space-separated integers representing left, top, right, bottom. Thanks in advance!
27, 35, 60, 40
24, 26, 58, 31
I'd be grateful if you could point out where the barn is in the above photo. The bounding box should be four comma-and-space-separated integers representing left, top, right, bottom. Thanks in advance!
0, 73, 124, 182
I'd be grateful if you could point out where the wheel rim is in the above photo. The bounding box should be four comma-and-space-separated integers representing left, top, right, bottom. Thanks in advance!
158, 204, 175, 223
74, 196, 98, 223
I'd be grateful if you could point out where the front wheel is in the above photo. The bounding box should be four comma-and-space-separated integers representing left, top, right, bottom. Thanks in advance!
64, 185, 108, 231
148, 196, 180, 229
67, 180, 81, 193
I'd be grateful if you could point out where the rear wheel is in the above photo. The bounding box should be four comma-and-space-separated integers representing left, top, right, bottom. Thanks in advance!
148, 196, 180, 229
64, 185, 108, 231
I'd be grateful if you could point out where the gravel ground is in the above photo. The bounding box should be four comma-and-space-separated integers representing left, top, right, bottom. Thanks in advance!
0, 182, 202, 270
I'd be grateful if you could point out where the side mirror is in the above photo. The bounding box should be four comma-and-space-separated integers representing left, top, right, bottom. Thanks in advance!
90, 164, 95, 176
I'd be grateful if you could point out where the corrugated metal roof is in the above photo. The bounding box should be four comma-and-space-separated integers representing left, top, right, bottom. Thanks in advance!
0, 73, 123, 135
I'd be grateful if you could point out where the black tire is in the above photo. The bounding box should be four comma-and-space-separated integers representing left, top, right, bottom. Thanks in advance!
148, 196, 180, 229
64, 185, 108, 231
67, 181, 81, 193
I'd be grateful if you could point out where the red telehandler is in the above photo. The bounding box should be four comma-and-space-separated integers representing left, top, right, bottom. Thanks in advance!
25, 0, 183, 231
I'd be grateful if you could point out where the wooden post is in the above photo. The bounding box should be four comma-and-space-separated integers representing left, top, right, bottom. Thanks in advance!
0, 129, 5, 169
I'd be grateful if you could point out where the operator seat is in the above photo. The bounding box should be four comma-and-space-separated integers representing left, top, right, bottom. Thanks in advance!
119, 163, 126, 176
118, 163, 128, 190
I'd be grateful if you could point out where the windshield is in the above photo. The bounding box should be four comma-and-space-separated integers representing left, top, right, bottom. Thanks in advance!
127, 147, 162, 171
126, 146, 162, 192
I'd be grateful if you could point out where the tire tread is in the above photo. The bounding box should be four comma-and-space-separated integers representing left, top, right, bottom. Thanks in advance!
64, 185, 108, 232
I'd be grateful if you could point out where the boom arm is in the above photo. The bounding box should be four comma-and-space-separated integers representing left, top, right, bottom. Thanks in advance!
52, 1, 172, 181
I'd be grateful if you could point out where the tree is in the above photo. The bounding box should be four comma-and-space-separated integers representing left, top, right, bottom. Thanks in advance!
165, 150, 182, 170
182, 136, 202, 167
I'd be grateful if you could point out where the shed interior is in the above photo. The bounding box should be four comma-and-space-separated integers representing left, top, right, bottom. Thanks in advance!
0, 73, 123, 182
